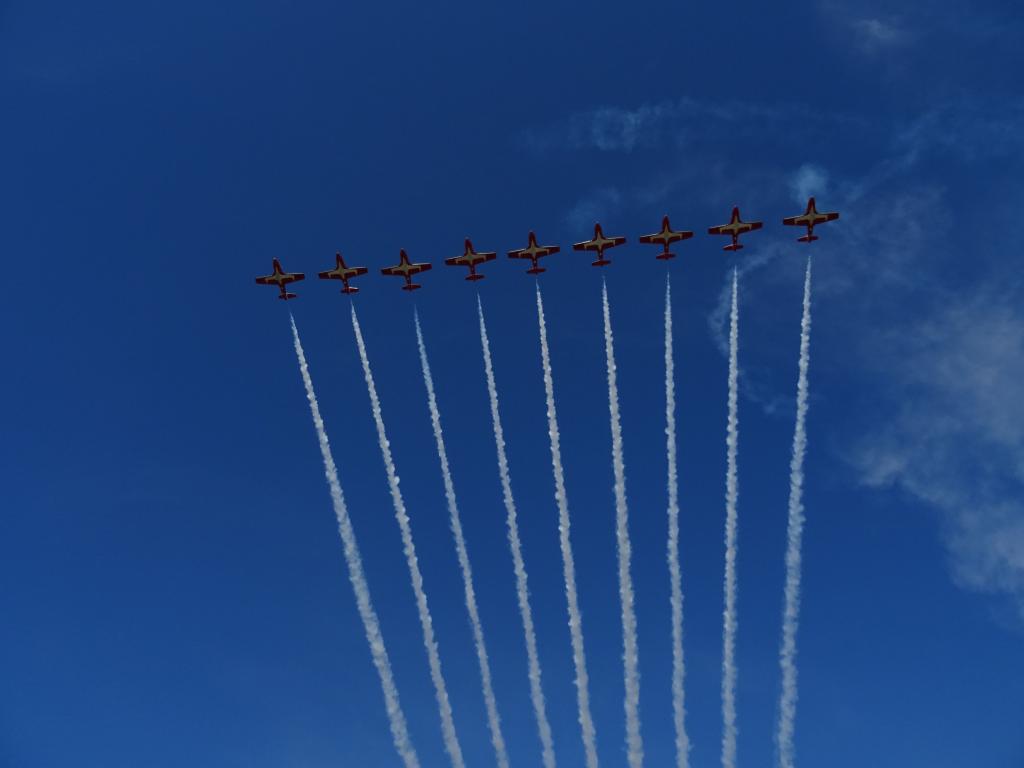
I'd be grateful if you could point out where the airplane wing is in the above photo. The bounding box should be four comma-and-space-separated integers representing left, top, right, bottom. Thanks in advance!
610, 236, 626, 246
572, 240, 598, 251
781, 214, 803, 226
254, 275, 273, 284
409, 262, 432, 274
352, 266, 369, 276
444, 255, 468, 267
507, 248, 531, 258
380, 265, 401, 276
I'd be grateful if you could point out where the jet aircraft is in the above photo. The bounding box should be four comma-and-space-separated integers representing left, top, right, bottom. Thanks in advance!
381, 249, 432, 291
445, 239, 496, 281
638, 215, 694, 260
572, 222, 626, 267
318, 252, 368, 294
255, 258, 305, 300
708, 207, 763, 251
783, 197, 839, 242
507, 231, 560, 274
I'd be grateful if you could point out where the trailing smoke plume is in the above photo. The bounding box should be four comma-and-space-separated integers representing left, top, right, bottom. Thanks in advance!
777, 258, 813, 768
289, 315, 420, 768
478, 297, 558, 768
413, 309, 510, 768
721, 270, 741, 768
536, 284, 600, 768
664, 276, 691, 768
601, 279, 644, 768
350, 304, 466, 768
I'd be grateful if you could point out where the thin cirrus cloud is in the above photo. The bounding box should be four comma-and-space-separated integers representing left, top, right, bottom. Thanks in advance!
695, 98, 1024, 620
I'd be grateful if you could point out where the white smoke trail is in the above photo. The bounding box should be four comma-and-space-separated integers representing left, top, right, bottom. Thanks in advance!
350, 304, 466, 768
478, 296, 558, 768
413, 309, 510, 768
536, 283, 600, 768
664, 275, 691, 768
601, 278, 644, 768
721, 269, 740, 768
776, 258, 813, 768
288, 315, 420, 768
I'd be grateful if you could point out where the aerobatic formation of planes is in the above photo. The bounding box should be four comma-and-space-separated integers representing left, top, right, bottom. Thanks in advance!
256, 198, 839, 299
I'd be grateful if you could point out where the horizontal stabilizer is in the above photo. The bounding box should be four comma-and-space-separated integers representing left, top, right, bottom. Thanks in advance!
341, 286, 360, 294
591, 258, 611, 267
466, 274, 485, 282
722, 243, 744, 252
279, 292, 298, 301
402, 283, 422, 292
656, 252, 676, 261
797, 234, 819, 243
526, 266, 546, 275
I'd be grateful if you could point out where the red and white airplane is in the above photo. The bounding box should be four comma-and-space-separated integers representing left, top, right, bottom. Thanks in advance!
572, 222, 626, 267
319, 252, 368, 294
783, 197, 839, 242
708, 206, 763, 251
255, 258, 305, 300
445, 239, 497, 281
381, 249, 432, 291
638, 215, 694, 260
507, 231, 560, 274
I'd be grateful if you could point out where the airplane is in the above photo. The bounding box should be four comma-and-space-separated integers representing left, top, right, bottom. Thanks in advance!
638, 215, 694, 260
445, 239, 497, 281
381, 249, 432, 291
708, 206, 763, 251
572, 222, 626, 267
783, 197, 839, 242
255, 258, 305, 300
507, 231, 560, 274
318, 252, 368, 294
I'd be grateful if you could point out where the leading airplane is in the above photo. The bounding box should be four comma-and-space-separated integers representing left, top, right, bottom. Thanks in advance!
783, 197, 840, 242
572, 222, 626, 267
381, 249, 432, 291
445, 239, 496, 281
638, 215, 694, 260
255, 258, 305, 300
708, 206, 763, 251
507, 231, 560, 275
318, 252, 368, 294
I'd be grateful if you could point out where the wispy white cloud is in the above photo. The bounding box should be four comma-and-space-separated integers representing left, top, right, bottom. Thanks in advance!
699, 97, 1024, 619
850, 289, 1024, 609
788, 165, 829, 205
851, 17, 907, 52
565, 187, 623, 231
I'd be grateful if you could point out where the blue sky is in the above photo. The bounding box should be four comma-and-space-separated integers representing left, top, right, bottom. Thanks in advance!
3, 1, 1024, 766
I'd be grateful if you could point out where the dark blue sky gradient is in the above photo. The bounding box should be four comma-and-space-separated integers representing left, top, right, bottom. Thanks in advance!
3, 1, 1024, 766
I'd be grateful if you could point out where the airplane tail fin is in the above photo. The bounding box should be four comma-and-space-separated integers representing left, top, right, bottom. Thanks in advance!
466, 273, 485, 282
723, 243, 744, 252
526, 266, 546, 275
797, 234, 819, 243
341, 285, 360, 294
656, 251, 676, 261
279, 291, 298, 300
591, 258, 611, 267
402, 283, 422, 292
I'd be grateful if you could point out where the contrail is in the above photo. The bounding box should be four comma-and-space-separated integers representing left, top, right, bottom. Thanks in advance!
288, 315, 420, 768
413, 309, 510, 768
665, 275, 691, 768
601, 278, 643, 768
776, 258, 813, 768
478, 296, 558, 768
536, 283, 600, 768
350, 304, 466, 768
721, 269, 740, 768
